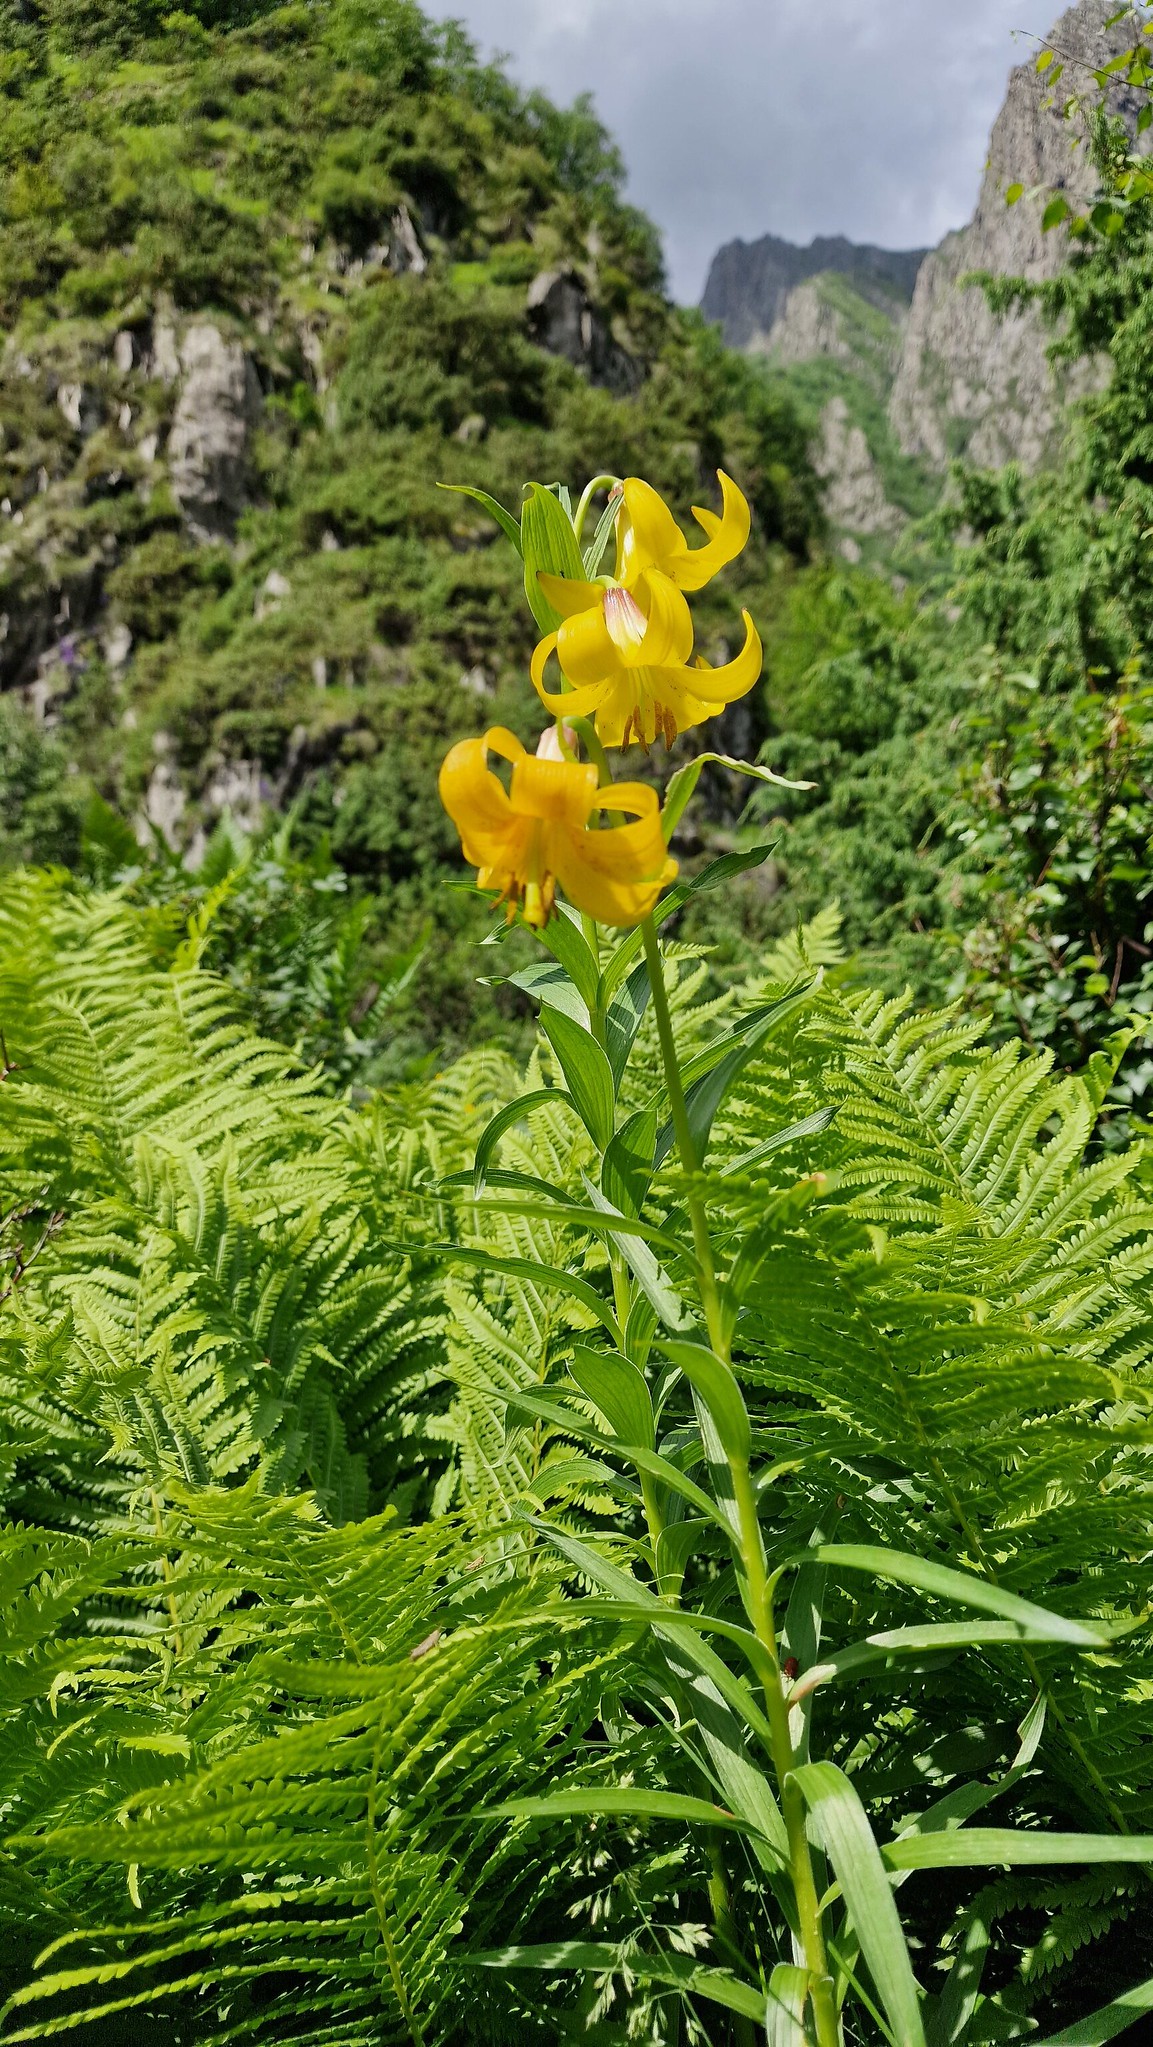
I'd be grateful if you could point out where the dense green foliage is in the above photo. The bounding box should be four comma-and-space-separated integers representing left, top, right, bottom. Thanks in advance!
0, 0, 819, 1074
1, 0, 1151, 1119
4, 6, 1153, 2036
3, 872, 1153, 2043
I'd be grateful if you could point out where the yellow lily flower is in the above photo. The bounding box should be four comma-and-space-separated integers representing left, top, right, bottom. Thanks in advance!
614, 470, 751, 593
438, 726, 677, 929
529, 470, 761, 748
530, 580, 763, 750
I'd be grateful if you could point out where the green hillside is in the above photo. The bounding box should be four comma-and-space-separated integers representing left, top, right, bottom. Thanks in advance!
3, 4, 1153, 2040
0, 0, 819, 1074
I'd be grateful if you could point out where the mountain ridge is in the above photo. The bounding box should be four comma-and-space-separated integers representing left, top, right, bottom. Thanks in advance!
699, 0, 1144, 521
701, 231, 927, 353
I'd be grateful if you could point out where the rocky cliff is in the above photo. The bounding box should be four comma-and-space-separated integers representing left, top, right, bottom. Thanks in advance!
889, 0, 1142, 469
701, 233, 926, 352
703, 0, 1146, 483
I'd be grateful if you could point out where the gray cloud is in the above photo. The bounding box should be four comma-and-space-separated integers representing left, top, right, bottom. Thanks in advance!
423, 0, 1064, 298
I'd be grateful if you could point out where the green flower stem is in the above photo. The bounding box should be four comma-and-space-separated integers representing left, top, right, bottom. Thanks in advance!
640, 915, 725, 1353
567, 715, 613, 786
573, 473, 620, 544
706, 1831, 757, 2047
734, 1460, 839, 2047
641, 910, 840, 2046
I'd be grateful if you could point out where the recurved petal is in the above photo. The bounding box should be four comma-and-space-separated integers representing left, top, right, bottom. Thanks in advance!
537, 572, 609, 621
439, 732, 518, 869
616, 477, 687, 583
592, 779, 662, 821
551, 813, 677, 928
556, 599, 620, 687
674, 609, 762, 703
625, 571, 694, 669
672, 470, 752, 591
530, 634, 609, 719
587, 674, 642, 750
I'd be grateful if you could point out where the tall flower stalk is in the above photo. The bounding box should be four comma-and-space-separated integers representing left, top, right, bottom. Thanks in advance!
435, 469, 1130, 2045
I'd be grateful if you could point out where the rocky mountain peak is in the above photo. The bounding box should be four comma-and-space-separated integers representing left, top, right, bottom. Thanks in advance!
890, 0, 1146, 470
701, 233, 926, 352
701, 0, 1147, 509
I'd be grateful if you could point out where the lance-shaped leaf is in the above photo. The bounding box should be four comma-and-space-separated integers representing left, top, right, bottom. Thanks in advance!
655, 983, 817, 1170
506, 955, 590, 1026
413, 1243, 619, 1342
582, 488, 622, 575
603, 957, 652, 1087
659, 1338, 752, 1462
541, 1009, 616, 1150
465, 1943, 767, 2023
471, 1195, 683, 1264
1033, 1972, 1153, 2046
483, 1786, 764, 1839
767, 1964, 812, 2047
885, 1830, 1153, 1871
537, 903, 601, 1012
926, 1910, 990, 2047
529, 1520, 780, 1762
470, 1089, 572, 1196
814, 1545, 1116, 1648
521, 481, 586, 633
582, 1175, 692, 1329
788, 1622, 1090, 1704
508, 1389, 739, 1539
569, 1346, 654, 1451
436, 481, 522, 552
791, 1760, 927, 2047
721, 1104, 839, 1179
602, 1106, 656, 1218
782, 1539, 827, 1764
661, 752, 815, 845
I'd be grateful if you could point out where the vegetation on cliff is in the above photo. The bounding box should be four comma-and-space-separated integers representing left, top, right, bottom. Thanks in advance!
3, 7, 1153, 2037
0, 0, 819, 1076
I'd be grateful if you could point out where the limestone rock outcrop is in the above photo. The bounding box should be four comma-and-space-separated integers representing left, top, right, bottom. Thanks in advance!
702, 0, 1147, 484
167, 324, 263, 542
814, 398, 904, 556
526, 270, 642, 394
889, 0, 1143, 470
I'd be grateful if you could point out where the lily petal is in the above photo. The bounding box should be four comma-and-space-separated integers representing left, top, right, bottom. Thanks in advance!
628, 571, 694, 668
592, 781, 662, 822
439, 729, 522, 870
530, 635, 609, 720
673, 471, 752, 591
551, 810, 676, 927
668, 610, 762, 702
617, 477, 687, 583
537, 572, 610, 621
556, 602, 619, 687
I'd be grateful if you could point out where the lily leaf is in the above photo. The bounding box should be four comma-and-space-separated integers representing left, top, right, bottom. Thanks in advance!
470, 1089, 569, 1196
569, 1346, 654, 1451
437, 481, 521, 552
466, 1943, 767, 2022
521, 482, 586, 633
541, 1009, 616, 1149
814, 1545, 1115, 1648
414, 1243, 618, 1341
791, 1760, 927, 2047
662, 752, 815, 845
658, 1338, 752, 1462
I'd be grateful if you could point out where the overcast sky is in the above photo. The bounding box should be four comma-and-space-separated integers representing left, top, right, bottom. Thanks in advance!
424, 0, 1066, 300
